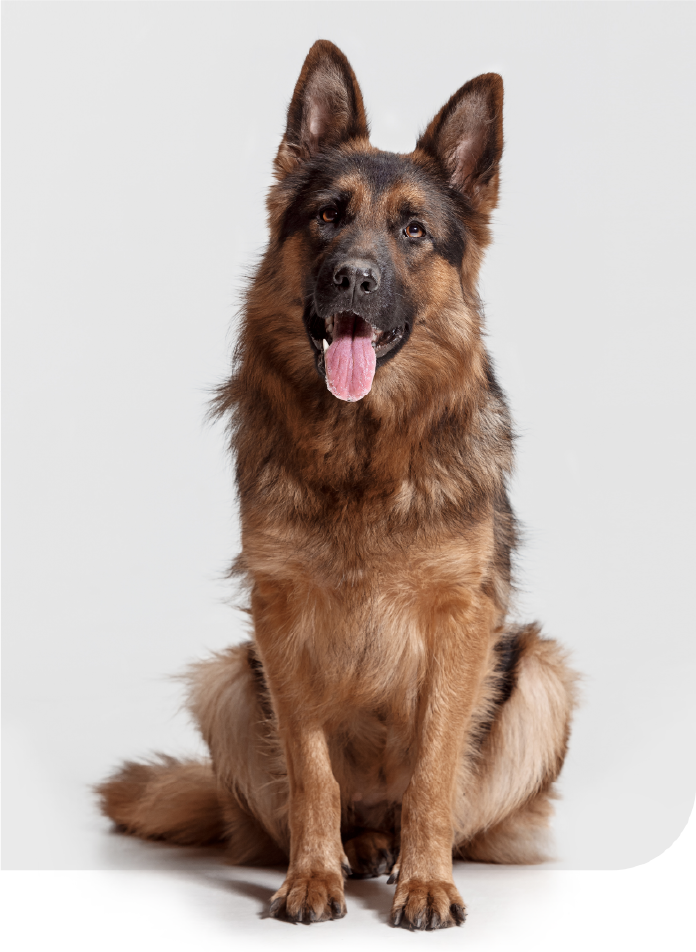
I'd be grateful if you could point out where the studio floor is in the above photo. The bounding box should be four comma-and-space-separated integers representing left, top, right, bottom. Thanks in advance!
3, 822, 694, 951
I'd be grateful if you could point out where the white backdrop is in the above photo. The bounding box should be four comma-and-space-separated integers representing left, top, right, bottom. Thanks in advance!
3, 0, 695, 889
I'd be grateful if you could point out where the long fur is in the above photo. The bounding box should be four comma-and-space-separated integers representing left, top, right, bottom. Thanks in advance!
97, 40, 577, 930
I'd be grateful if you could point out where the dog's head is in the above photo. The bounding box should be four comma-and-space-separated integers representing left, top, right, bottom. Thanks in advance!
264, 40, 503, 404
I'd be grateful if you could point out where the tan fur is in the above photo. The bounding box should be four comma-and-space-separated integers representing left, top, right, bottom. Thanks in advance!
97, 40, 578, 931
454, 626, 577, 862
97, 757, 224, 846
100, 624, 576, 866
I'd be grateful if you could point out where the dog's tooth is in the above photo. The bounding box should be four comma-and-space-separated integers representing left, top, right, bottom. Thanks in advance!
323, 339, 329, 352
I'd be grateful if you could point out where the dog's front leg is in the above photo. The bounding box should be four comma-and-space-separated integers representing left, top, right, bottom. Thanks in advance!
391, 601, 491, 930
251, 585, 347, 923
268, 716, 347, 922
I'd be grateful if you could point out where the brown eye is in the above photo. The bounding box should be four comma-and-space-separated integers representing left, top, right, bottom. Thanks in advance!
321, 208, 339, 223
405, 222, 425, 238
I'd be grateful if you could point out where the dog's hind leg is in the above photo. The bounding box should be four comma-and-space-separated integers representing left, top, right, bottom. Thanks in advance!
98, 642, 288, 865
453, 624, 578, 864
185, 641, 289, 865
343, 829, 398, 879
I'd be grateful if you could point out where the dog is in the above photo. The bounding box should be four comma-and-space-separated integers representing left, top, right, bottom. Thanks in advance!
97, 39, 576, 930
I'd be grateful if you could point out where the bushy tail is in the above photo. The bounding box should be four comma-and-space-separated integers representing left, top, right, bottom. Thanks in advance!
96, 755, 226, 846
96, 754, 287, 864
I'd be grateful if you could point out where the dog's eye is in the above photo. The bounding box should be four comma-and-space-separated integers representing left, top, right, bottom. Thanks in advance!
321, 208, 339, 224
405, 222, 426, 238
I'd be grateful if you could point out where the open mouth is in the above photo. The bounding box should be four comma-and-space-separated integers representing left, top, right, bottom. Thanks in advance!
308, 311, 407, 402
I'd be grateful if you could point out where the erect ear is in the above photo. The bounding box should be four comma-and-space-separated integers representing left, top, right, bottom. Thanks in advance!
416, 73, 503, 214
275, 40, 369, 177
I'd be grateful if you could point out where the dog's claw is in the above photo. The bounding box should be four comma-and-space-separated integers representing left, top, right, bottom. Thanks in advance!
429, 910, 441, 930
341, 862, 352, 879
451, 902, 467, 926
330, 898, 345, 919
391, 906, 403, 927
269, 897, 285, 919
387, 869, 399, 885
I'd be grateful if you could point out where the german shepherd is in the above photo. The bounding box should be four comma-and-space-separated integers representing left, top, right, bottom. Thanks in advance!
98, 40, 576, 930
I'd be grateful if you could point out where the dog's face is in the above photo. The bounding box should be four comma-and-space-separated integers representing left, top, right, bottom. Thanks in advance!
265, 41, 503, 404
285, 150, 470, 402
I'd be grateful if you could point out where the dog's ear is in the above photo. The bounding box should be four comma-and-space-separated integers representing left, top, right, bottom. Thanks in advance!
275, 40, 369, 177
417, 74, 503, 214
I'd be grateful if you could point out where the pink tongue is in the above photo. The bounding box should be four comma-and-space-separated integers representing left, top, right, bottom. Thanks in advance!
324, 314, 376, 402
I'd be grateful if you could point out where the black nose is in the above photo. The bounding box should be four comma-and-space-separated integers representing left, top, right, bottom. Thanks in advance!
332, 259, 381, 299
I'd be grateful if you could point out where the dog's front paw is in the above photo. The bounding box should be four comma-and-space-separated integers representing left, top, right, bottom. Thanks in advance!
390, 879, 466, 930
270, 871, 346, 923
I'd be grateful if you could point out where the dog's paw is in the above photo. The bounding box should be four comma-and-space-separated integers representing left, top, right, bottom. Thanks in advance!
390, 879, 466, 931
344, 830, 397, 879
269, 871, 347, 923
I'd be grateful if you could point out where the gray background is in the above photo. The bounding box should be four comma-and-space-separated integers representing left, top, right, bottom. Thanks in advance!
3, 1, 695, 873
